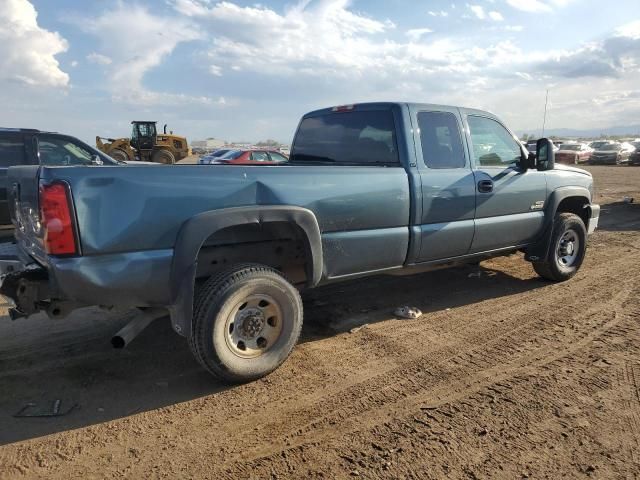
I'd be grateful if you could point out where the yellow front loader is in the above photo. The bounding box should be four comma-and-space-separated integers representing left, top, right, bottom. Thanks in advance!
96, 121, 190, 164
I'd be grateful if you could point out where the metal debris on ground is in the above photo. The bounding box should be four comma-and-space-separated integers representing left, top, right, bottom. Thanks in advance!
468, 271, 482, 278
349, 324, 369, 334
623, 196, 634, 204
394, 306, 422, 319
14, 400, 78, 418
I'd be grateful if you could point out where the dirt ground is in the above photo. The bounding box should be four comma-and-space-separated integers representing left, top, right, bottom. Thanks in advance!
1, 166, 640, 479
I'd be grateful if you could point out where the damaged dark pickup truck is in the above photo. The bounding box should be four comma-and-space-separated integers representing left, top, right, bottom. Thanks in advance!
0, 103, 600, 382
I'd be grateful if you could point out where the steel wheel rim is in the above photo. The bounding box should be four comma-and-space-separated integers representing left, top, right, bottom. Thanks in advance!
223, 294, 284, 359
556, 228, 580, 268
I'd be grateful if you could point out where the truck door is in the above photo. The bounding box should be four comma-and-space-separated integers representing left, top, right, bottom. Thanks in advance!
411, 107, 476, 262
462, 112, 547, 252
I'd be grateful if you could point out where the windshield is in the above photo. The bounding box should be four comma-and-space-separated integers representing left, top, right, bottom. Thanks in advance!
596, 143, 621, 151
219, 149, 244, 160
38, 134, 119, 166
290, 110, 399, 165
560, 144, 580, 151
211, 149, 231, 157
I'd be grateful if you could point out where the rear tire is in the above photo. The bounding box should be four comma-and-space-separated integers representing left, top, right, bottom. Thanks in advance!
110, 148, 129, 162
533, 213, 587, 282
152, 149, 176, 164
190, 264, 303, 383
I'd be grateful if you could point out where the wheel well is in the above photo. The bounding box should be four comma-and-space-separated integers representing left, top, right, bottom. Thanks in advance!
194, 222, 310, 287
556, 196, 589, 227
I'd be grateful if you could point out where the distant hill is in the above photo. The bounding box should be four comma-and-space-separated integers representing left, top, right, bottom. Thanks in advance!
518, 125, 640, 139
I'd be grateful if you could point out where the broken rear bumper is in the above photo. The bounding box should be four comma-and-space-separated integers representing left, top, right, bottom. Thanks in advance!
0, 244, 174, 319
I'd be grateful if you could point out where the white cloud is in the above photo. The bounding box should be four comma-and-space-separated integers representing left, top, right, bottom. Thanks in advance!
506, 0, 552, 12
506, 0, 576, 13
406, 28, 433, 41
489, 11, 505, 21
428, 10, 449, 17
209, 64, 223, 76
86, 52, 112, 65
469, 5, 486, 19
616, 20, 640, 40
71, 60, 78, 68
78, 2, 216, 106
0, 0, 69, 87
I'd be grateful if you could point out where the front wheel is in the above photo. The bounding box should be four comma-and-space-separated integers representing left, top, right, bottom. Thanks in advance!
532, 213, 587, 282
190, 264, 303, 383
152, 149, 176, 164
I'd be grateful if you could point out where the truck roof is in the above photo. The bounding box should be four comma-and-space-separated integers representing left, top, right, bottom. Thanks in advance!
302, 102, 496, 119
0, 127, 57, 134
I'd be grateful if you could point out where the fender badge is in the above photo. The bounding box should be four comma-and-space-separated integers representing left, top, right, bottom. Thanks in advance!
530, 201, 545, 210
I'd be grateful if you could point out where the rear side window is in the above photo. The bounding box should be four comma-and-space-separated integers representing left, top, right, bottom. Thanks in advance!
291, 110, 399, 166
251, 151, 269, 161
0, 135, 26, 167
418, 112, 465, 169
268, 152, 288, 163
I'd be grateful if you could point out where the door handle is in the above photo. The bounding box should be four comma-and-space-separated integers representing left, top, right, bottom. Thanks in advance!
477, 179, 494, 193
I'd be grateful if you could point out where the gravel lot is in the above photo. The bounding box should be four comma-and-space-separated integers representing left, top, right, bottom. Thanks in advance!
1, 165, 639, 479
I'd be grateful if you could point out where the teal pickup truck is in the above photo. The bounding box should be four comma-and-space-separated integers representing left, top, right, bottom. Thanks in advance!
0, 103, 599, 382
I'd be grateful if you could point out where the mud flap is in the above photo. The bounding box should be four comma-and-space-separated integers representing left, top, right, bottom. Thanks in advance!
524, 222, 554, 263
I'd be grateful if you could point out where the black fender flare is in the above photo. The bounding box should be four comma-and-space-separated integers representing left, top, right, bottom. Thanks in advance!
168, 205, 323, 337
525, 186, 591, 262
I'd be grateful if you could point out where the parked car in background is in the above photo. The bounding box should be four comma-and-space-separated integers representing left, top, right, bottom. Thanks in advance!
590, 142, 631, 165
589, 140, 610, 150
212, 149, 289, 165
525, 140, 538, 154
555, 143, 592, 164
0, 128, 120, 228
199, 148, 233, 165
629, 141, 640, 166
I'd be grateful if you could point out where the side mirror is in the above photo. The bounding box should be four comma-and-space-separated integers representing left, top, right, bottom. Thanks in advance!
536, 138, 555, 171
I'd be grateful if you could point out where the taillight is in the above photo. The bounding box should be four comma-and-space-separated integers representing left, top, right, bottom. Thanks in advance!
39, 182, 78, 256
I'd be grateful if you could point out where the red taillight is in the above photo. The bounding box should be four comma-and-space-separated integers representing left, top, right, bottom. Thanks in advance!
39, 183, 78, 256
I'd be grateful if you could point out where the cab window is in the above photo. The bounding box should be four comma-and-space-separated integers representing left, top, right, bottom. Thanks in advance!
468, 116, 523, 167
0, 135, 26, 167
290, 110, 399, 166
417, 111, 465, 169
251, 151, 269, 162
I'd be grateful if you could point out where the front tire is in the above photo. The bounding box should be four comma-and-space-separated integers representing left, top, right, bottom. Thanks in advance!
533, 213, 587, 282
110, 148, 129, 162
152, 149, 176, 164
190, 264, 303, 383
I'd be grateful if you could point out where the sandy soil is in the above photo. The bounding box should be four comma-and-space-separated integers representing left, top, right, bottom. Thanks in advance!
1, 166, 639, 479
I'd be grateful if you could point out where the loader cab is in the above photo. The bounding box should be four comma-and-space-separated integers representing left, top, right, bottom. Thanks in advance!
130, 121, 157, 152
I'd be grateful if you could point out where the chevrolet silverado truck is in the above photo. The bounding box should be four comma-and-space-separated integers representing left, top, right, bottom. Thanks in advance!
0, 103, 600, 383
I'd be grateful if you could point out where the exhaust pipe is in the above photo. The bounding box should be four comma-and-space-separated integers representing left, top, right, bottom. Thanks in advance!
111, 308, 167, 349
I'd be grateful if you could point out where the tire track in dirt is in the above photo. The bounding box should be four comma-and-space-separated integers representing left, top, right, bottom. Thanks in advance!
222, 289, 640, 479
4, 228, 640, 479
226, 281, 634, 470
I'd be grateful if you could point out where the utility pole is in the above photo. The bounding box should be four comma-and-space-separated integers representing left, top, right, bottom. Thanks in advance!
542, 89, 549, 137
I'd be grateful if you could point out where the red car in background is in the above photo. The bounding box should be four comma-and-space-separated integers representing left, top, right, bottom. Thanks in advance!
211, 149, 288, 165
555, 143, 592, 164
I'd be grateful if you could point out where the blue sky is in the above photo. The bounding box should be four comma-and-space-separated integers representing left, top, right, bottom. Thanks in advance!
0, 0, 639, 143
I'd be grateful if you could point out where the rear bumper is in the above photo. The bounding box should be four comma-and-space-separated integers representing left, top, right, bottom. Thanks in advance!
0, 246, 174, 318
